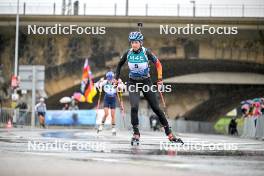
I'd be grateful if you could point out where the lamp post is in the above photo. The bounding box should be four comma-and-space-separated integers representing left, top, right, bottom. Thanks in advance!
190, 1, 196, 17
14, 0, 19, 78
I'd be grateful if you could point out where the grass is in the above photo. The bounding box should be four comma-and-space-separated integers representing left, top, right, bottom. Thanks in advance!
214, 116, 244, 134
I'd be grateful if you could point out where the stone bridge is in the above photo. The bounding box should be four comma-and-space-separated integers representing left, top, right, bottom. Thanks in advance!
0, 15, 263, 121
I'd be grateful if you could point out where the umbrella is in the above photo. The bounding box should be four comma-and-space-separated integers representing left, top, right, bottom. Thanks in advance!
59, 97, 72, 104
253, 98, 261, 102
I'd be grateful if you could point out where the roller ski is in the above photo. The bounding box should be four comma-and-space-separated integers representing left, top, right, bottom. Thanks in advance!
97, 124, 103, 134
112, 127, 117, 136
168, 133, 184, 145
131, 133, 140, 146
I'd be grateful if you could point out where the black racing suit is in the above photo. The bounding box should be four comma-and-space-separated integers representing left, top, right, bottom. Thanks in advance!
115, 47, 172, 136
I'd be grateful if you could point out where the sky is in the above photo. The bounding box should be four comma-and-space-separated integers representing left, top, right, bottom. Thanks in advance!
0, 0, 264, 17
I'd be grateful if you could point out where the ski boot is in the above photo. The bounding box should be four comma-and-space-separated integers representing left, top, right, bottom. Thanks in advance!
131, 133, 140, 146
168, 133, 184, 145
112, 127, 117, 136
97, 124, 103, 134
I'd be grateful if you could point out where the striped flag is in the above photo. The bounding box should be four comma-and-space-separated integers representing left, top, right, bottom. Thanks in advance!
73, 58, 97, 103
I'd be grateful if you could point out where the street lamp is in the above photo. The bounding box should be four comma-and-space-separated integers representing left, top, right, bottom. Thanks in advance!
14, 0, 19, 78
12, 0, 20, 101
10, 0, 20, 124
190, 0, 196, 17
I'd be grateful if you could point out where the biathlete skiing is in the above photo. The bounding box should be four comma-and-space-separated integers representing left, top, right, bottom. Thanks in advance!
95, 71, 125, 136
115, 30, 184, 145
35, 97, 47, 128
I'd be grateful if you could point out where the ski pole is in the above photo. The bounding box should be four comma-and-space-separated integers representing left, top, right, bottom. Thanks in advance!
157, 82, 166, 108
119, 92, 125, 118
116, 91, 126, 128
159, 90, 166, 109
96, 89, 102, 118
157, 83, 169, 116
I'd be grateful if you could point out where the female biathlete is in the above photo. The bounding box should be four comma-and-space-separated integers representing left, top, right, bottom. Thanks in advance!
115, 31, 183, 145
96, 71, 124, 136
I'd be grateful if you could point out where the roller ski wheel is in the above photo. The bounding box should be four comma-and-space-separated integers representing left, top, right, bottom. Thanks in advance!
131, 134, 140, 146
168, 133, 184, 145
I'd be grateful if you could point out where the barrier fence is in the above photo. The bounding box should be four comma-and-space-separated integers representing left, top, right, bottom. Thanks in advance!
0, 108, 31, 127
1, 107, 263, 140
242, 115, 264, 140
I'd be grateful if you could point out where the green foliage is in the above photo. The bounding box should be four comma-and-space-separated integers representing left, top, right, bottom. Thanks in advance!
214, 116, 244, 134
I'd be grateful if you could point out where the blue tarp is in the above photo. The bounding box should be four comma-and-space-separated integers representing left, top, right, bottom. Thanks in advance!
45, 110, 96, 125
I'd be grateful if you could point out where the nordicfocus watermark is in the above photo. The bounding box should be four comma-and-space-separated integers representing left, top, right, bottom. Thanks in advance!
28, 140, 107, 152
160, 24, 238, 35
103, 82, 172, 93
126, 83, 172, 93
27, 24, 106, 35
160, 141, 238, 151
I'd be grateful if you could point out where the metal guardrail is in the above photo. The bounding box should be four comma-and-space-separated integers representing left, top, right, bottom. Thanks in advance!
242, 115, 264, 140
0, 108, 31, 127
0, 2, 263, 17
0, 108, 13, 126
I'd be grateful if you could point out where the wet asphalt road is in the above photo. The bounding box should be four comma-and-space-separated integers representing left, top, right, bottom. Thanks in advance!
0, 128, 264, 176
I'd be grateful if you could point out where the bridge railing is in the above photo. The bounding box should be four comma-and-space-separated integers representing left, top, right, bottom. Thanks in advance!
0, 2, 263, 17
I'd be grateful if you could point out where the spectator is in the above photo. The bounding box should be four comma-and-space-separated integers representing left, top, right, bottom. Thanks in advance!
228, 118, 238, 136
15, 100, 28, 126
62, 103, 70, 110
70, 99, 79, 126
